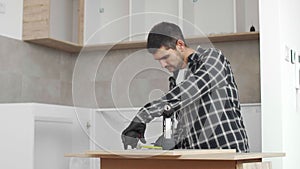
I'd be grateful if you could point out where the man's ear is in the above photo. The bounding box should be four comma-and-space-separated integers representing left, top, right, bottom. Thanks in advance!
176, 39, 185, 52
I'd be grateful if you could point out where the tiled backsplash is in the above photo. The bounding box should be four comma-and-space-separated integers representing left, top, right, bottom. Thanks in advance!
0, 35, 260, 107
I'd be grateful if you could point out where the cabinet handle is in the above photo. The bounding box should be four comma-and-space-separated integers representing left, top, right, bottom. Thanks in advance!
86, 122, 91, 129
99, 8, 104, 13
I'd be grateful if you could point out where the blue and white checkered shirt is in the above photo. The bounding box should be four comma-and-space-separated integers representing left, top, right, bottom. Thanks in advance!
136, 46, 249, 152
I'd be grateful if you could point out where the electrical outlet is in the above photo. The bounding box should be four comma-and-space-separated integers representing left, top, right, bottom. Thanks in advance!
0, 1, 6, 14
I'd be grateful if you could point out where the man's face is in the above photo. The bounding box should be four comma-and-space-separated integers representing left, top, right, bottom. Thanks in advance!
153, 46, 184, 73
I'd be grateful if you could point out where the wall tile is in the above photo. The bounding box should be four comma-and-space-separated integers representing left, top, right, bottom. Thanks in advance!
127, 78, 169, 107
60, 81, 73, 106
60, 53, 76, 83
21, 75, 61, 104
0, 36, 24, 74
214, 40, 260, 103
0, 35, 261, 106
21, 43, 62, 80
95, 81, 114, 108
0, 72, 22, 102
95, 50, 127, 82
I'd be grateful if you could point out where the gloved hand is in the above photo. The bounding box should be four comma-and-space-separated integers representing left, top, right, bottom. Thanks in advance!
121, 117, 146, 150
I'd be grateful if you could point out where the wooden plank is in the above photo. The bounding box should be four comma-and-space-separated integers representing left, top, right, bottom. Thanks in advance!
23, 0, 49, 6
23, 30, 49, 40
23, 0, 50, 40
23, 5, 48, 16
64, 153, 94, 158
180, 152, 285, 160
82, 150, 285, 161
85, 40, 147, 51
84, 32, 259, 52
24, 38, 82, 53
23, 20, 48, 28
23, 14, 48, 23
86, 149, 235, 157
186, 32, 259, 44
236, 161, 272, 169
22, 32, 259, 53
77, 0, 84, 45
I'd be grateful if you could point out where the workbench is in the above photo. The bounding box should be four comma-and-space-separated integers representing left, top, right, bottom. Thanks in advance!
66, 149, 284, 169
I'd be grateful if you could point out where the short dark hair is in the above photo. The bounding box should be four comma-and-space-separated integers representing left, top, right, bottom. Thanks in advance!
147, 22, 187, 54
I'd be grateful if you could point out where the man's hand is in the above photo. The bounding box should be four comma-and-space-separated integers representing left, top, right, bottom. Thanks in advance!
121, 117, 146, 150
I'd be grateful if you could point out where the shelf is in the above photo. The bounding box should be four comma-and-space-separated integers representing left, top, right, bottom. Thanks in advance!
187, 32, 259, 43
24, 38, 82, 53
24, 32, 259, 53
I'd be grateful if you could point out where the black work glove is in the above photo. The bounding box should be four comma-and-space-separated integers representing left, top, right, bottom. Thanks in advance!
121, 117, 146, 150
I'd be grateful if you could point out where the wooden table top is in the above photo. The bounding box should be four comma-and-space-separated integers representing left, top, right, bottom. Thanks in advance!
65, 149, 285, 160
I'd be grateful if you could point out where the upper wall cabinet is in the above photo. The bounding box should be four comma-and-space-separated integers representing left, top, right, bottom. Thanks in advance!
22, 0, 259, 52
85, 0, 259, 45
23, 0, 84, 52
85, 0, 180, 44
130, 0, 180, 41
85, 0, 130, 44
183, 0, 235, 37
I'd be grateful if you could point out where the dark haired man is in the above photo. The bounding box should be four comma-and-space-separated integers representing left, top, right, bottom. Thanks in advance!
121, 22, 249, 152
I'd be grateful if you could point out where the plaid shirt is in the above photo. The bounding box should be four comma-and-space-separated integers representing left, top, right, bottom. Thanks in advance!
136, 46, 249, 152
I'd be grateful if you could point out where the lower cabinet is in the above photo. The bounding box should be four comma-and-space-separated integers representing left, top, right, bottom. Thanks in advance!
0, 103, 261, 169
0, 103, 92, 169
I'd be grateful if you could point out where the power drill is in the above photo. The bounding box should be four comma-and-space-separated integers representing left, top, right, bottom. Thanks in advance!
154, 76, 177, 150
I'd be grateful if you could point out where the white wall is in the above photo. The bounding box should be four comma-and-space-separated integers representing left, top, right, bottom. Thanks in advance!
0, 0, 23, 39
260, 0, 300, 169
279, 0, 300, 168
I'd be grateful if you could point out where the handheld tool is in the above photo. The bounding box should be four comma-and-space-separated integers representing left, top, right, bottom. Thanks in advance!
154, 76, 177, 150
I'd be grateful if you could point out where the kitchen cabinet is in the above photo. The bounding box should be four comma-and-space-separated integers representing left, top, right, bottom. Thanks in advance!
85, 0, 130, 44
0, 103, 262, 169
182, 0, 235, 37
0, 103, 92, 169
85, 0, 180, 44
22, 0, 84, 52
22, 0, 259, 53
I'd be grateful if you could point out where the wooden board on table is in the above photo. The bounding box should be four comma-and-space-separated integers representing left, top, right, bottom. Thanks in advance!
84, 149, 236, 159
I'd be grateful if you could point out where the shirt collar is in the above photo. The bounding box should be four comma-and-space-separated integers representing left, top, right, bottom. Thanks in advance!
187, 46, 205, 64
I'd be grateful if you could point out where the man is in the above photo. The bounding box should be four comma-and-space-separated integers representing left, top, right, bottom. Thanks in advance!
121, 22, 249, 152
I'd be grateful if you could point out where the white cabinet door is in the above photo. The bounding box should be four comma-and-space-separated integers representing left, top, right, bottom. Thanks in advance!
130, 0, 180, 41
85, 0, 130, 44
183, 0, 235, 36
33, 105, 92, 169
240, 104, 261, 152
34, 118, 73, 169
